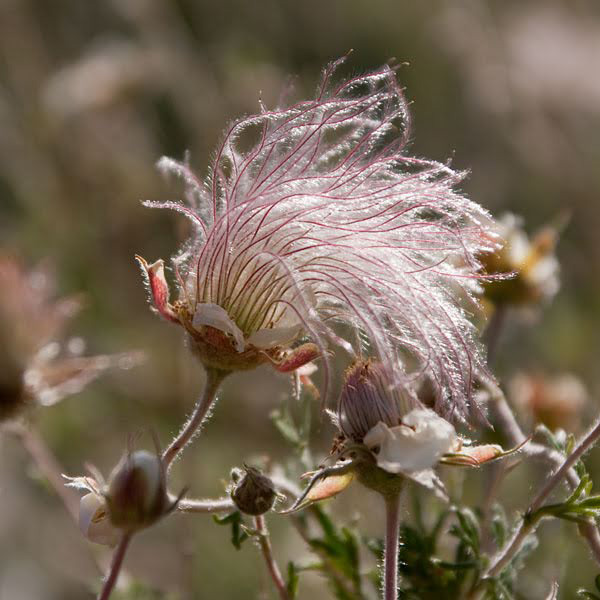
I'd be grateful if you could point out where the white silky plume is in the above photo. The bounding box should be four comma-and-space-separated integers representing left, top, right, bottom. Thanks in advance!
148, 57, 501, 419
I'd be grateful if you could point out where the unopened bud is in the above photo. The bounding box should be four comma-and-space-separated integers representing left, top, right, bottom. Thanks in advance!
231, 466, 276, 516
106, 450, 169, 531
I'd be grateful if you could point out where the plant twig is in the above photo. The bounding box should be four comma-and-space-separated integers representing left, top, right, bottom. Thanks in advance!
11, 423, 104, 575
484, 415, 600, 581
98, 532, 132, 600
13, 423, 80, 521
255, 514, 290, 600
162, 368, 226, 468
529, 417, 600, 515
383, 494, 400, 600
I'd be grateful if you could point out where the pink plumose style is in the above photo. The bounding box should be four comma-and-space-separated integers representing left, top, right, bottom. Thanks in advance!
137, 56, 500, 418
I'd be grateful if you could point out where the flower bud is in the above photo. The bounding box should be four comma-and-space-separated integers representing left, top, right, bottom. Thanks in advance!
106, 450, 169, 531
231, 466, 276, 516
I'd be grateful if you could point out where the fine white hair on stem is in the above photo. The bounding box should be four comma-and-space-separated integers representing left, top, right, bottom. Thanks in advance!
147, 56, 501, 420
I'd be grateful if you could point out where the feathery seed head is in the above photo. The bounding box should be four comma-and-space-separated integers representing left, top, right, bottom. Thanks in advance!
139, 56, 501, 417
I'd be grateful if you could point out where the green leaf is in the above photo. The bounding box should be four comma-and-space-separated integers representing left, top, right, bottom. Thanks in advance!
307, 506, 364, 596
566, 474, 591, 504
212, 511, 249, 550
535, 425, 564, 453
490, 504, 508, 548
286, 562, 300, 599
271, 408, 302, 447
578, 496, 600, 510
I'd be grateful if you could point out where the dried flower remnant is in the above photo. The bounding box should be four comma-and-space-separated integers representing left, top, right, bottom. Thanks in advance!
482, 214, 560, 308
0, 255, 140, 422
230, 465, 277, 516
138, 56, 500, 415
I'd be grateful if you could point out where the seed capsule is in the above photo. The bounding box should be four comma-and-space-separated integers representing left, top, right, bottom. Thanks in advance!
231, 466, 276, 516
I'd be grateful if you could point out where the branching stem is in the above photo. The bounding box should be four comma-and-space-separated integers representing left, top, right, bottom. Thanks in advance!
97, 368, 226, 599
176, 496, 234, 514
485, 416, 600, 581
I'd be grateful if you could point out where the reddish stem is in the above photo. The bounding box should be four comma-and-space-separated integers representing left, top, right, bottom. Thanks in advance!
255, 514, 290, 600
98, 533, 132, 600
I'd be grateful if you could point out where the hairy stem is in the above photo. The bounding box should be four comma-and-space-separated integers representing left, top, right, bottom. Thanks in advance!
255, 514, 290, 600
383, 494, 400, 600
529, 417, 600, 515
162, 368, 226, 468
98, 533, 132, 600
176, 496, 234, 514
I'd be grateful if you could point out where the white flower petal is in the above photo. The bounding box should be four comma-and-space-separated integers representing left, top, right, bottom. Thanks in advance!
364, 409, 457, 473
247, 324, 302, 350
79, 493, 120, 546
192, 303, 245, 352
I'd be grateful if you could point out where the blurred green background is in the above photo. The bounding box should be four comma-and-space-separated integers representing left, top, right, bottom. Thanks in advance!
1, 0, 600, 598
